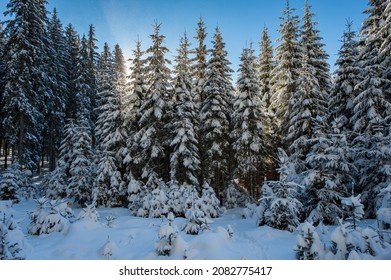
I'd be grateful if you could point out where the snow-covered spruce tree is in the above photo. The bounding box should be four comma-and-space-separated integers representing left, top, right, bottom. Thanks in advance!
169, 34, 200, 200
200, 27, 233, 200
232, 45, 266, 197
301, 117, 353, 225
329, 20, 360, 129
269, 0, 302, 149
138, 178, 169, 218
351, 0, 391, 217
2, 0, 52, 171
287, 54, 323, 165
261, 148, 303, 232
45, 120, 77, 200
114, 44, 130, 173
93, 151, 122, 208
352, 117, 391, 218
295, 222, 324, 260
28, 198, 71, 235
94, 43, 125, 207
44, 8, 68, 172
0, 211, 28, 260
300, 0, 331, 117
377, 184, 391, 243
76, 36, 94, 133
200, 182, 221, 218
86, 24, 99, 141
0, 21, 6, 159
360, 0, 390, 104
133, 23, 171, 209
183, 192, 208, 235
155, 212, 178, 256
0, 168, 20, 202
341, 193, 365, 231
378, 0, 390, 104
68, 118, 94, 207
122, 40, 147, 189
127, 173, 145, 215
258, 27, 278, 179
167, 181, 186, 217
64, 24, 81, 120
77, 202, 99, 223
192, 17, 208, 189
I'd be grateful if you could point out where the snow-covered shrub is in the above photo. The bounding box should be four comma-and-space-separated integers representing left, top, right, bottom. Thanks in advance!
167, 182, 186, 217
242, 203, 257, 219
28, 199, 71, 235
155, 212, 178, 256
200, 182, 221, 218
101, 236, 118, 259
341, 193, 365, 230
28, 197, 49, 235
44, 161, 68, 200
78, 202, 99, 223
327, 221, 358, 259
105, 215, 117, 228
0, 205, 29, 260
127, 174, 144, 215
295, 222, 324, 260
227, 224, 234, 238
0, 168, 20, 202
377, 185, 391, 243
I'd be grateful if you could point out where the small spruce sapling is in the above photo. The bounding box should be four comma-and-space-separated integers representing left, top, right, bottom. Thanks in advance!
295, 222, 324, 260
156, 212, 178, 256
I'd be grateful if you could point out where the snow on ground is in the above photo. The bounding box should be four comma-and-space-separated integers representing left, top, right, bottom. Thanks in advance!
5, 201, 391, 260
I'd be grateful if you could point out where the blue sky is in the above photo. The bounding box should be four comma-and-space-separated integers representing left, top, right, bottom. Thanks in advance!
1, 0, 368, 76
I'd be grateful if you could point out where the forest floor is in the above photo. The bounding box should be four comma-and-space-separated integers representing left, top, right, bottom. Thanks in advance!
3, 200, 391, 260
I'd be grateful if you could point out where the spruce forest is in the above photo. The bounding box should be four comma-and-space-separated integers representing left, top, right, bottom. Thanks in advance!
0, 0, 390, 260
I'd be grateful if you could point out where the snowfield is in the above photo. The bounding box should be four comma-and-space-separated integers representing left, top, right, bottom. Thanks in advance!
4, 200, 391, 260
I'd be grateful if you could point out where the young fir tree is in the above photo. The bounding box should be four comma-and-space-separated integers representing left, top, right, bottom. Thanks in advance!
0, 169, 20, 202
155, 212, 178, 256
295, 222, 324, 260
232, 45, 266, 197
269, 0, 302, 150
2, 0, 52, 171
260, 148, 303, 232
67, 118, 94, 207
329, 20, 360, 129
200, 27, 233, 200
134, 23, 171, 217
94, 43, 125, 207
169, 34, 200, 193
45, 120, 76, 199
